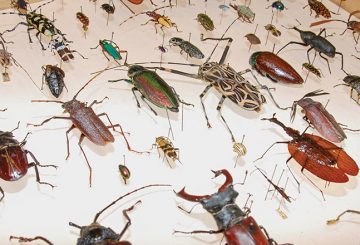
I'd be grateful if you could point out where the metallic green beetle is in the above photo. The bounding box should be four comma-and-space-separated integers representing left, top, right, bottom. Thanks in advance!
91, 39, 128, 65
109, 65, 192, 115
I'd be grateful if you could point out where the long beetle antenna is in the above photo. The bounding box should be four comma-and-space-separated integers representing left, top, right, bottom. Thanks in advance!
73, 66, 108, 100
119, 5, 171, 27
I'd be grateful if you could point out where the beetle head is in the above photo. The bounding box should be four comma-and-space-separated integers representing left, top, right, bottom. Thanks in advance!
127, 65, 145, 78
62, 99, 83, 113
169, 37, 183, 47
70, 222, 119, 244
343, 75, 359, 86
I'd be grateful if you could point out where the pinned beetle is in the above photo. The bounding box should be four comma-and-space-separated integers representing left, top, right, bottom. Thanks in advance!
249, 51, 304, 84
42, 65, 66, 98
196, 13, 214, 31
175, 169, 285, 245
169, 37, 204, 59
335, 75, 360, 104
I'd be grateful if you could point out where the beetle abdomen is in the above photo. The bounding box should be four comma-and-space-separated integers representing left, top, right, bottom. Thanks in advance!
179, 42, 204, 59
0, 146, 28, 181
250, 52, 304, 84
47, 73, 64, 98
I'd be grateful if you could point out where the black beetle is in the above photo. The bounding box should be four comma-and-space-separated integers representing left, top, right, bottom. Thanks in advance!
42, 65, 67, 98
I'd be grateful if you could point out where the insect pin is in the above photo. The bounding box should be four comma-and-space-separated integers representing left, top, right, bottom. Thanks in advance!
118, 155, 130, 184
196, 13, 215, 31
101, 0, 115, 25
153, 136, 181, 168
0, 122, 57, 202
327, 210, 360, 225
9, 236, 53, 245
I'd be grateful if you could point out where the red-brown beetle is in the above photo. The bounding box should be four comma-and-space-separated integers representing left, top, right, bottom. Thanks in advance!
256, 115, 359, 195
0, 122, 56, 201
249, 51, 304, 84
28, 70, 144, 187
175, 169, 286, 245
290, 90, 360, 143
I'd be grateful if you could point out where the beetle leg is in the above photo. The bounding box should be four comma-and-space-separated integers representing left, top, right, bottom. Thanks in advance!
119, 50, 128, 64
77, 134, 93, 187
69, 49, 87, 59
118, 200, 142, 239
102, 50, 111, 62
140, 95, 158, 115
171, 87, 194, 107
131, 87, 142, 109
174, 23, 181, 32
335, 52, 346, 75
0, 186, 4, 202
26, 150, 56, 188
65, 125, 76, 160
200, 84, 213, 128
259, 226, 276, 244
89, 97, 109, 107
306, 47, 314, 64
35, 31, 46, 50
173, 229, 223, 235
90, 44, 99, 50
217, 95, 235, 142
319, 52, 331, 74
141, 19, 153, 26
27, 116, 71, 127
254, 141, 289, 162
276, 41, 308, 55
9, 236, 53, 245
327, 210, 360, 224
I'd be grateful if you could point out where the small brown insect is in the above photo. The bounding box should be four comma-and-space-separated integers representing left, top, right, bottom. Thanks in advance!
153, 136, 181, 167
302, 63, 322, 78
76, 12, 89, 32
265, 24, 281, 37
118, 155, 130, 184
244, 33, 261, 45
304, 0, 331, 19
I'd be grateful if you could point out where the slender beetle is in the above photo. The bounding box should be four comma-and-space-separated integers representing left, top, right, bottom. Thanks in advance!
28, 70, 143, 187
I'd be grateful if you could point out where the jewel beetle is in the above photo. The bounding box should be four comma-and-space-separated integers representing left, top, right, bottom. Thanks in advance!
196, 13, 214, 31
91, 38, 128, 65
42, 64, 66, 98
0, 122, 56, 201
249, 51, 304, 84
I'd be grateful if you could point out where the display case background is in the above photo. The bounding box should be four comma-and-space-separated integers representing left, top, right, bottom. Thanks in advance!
0, 0, 360, 244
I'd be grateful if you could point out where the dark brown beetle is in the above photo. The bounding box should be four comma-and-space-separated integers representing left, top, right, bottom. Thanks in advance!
69, 184, 170, 245
0, 122, 56, 201
28, 70, 144, 187
175, 169, 288, 245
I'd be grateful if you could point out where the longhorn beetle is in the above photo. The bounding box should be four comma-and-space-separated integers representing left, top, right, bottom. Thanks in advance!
28, 69, 144, 187
1, 0, 70, 50
133, 18, 283, 144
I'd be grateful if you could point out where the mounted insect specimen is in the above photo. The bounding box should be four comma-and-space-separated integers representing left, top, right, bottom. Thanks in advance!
131, 19, 282, 147
175, 169, 286, 245
69, 184, 170, 244
28, 70, 144, 187
76, 7, 89, 38
230, 4, 255, 23
1, 0, 70, 51
302, 62, 322, 78
255, 114, 359, 198
10, 0, 30, 14
118, 155, 130, 184
277, 22, 346, 74
0, 122, 56, 202
310, 10, 360, 44
249, 51, 304, 84
265, 24, 281, 37
327, 210, 360, 225
233, 135, 247, 167
334, 75, 360, 105
153, 136, 181, 167
303, 0, 332, 19
244, 24, 260, 52
196, 13, 214, 31
119, 6, 180, 34
42, 65, 66, 98
9, 236, 53, 245
266, 1, 287, 13
91, 33, 128, 65
169, 37, 204, 59
101, 1, 115, 25
49, 37, 87, 63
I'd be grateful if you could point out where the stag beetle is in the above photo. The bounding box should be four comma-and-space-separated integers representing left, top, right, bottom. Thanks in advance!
175, 169, 289, 245
277, 24, 345, 74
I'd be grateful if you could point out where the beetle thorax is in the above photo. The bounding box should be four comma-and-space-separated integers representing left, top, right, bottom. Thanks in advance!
62, 100, 84, 113
198, 62, 218, 80
78, 222, 119, 244
299, 31, 316, 45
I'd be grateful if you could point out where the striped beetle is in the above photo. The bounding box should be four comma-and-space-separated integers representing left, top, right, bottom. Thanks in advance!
1, 0, 70, 50
135, 19, 283, 143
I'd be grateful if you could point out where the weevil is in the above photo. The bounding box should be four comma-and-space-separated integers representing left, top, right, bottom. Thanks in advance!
265, 24, 281, 37
255, 114, 359, 198
169, 37, 204, 59
175, 169, 286, 245
327, 210, 360, 225
230, 4, 255, 23
302, 62, 322, 78
9, 236, 53, 245
1, 0, 70, 50
277, 24, 346, 74
91, 35, 128, 65
196, 13, 215, 31
290, 90, 360, 143
49, 37, 87, 62
303, 0, 331, 18
0, 122, 56, 202
11, 0, 29, 14
250, 51, 304, 84
153, 136, 181, 167
118, 155, 130, 184
69, 184, 170, 245
334, 75, 360, 104
119, 6, 180, 34
130, 19, 283, 143
310, 10, 360, 44
42, 64, 67, 98
28, 70, 144, 187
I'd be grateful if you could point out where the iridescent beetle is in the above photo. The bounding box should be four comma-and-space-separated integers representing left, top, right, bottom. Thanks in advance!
92, 34, 128, 65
